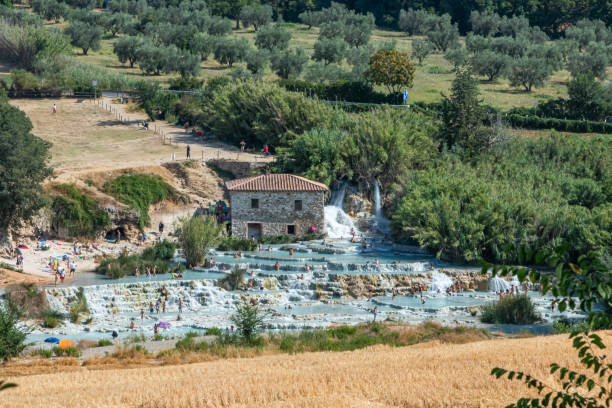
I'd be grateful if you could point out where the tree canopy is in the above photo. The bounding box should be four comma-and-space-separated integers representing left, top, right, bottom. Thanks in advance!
364, 49, 415, 94
0, 91, 52, 231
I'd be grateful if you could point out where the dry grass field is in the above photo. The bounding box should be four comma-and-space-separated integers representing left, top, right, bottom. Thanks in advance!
9, 97, 271, 179
2, 331, 610, 408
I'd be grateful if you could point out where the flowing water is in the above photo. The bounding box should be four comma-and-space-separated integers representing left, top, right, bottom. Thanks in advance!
324, 182, 356, 238
11, 185, 577, 344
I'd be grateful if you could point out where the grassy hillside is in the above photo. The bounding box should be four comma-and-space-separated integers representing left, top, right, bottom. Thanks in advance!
52, 22, 611, 110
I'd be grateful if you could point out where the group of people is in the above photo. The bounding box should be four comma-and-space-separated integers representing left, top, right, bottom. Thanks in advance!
238, 140, 270, 156
135, 264, 159, 278
497, 284, 528, 299
49, 255, 77, 286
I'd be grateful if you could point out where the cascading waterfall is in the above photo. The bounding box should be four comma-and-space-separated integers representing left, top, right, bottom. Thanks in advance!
489, 276, 511, 292
325, 182, 357, 238
429, 271, 453, 293
372, 179, 390, 231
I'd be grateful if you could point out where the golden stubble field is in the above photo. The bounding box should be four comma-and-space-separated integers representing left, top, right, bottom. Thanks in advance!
3, 331, 610, 408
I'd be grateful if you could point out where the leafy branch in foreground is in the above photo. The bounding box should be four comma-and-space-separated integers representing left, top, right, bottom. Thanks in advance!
0, 380, 17, 392
482, 245, 612, 407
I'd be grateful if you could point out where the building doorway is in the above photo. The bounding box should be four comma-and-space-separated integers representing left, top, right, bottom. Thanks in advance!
247, 223, 262, 240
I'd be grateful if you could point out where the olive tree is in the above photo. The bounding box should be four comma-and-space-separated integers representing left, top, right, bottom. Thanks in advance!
270, 48, 308, 79
426, 14, 459, 52
398, 8, 432, 36
64, 21, 102, 55
567, 52, 608, 80
343, 13, 375, 47
412, 39, 433, 65
471, 50, 511, 81
214, 37, 250, 67
207, 16, 233, 36
239, 4, 272, 31
254, 24, 291, 51
189, 32, 217, 61
107, 12, 133, 37
509, 57, 552, 91
113, 35, 143, 68
245, 48, 269, 74
469, 10, 500, 37
445, 47, 469, 70
313, 37, 347, 65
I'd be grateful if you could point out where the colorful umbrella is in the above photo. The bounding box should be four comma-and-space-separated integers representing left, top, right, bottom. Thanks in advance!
18, 245, 28, 249
58, 339, 74, 349
157, 322, 171, 328
44, 337, 60, 343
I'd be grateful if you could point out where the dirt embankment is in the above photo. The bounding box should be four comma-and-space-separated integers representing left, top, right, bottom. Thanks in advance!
5, 97, 259, 277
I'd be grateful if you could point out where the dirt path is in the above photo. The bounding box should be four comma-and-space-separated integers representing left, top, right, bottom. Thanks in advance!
9, 97, 273, 182
99, 95, 274, 165
23, 335, 216, 361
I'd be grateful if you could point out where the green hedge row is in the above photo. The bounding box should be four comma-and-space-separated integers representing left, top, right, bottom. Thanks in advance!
277, 79, 402, 105
508, 114, 612, 134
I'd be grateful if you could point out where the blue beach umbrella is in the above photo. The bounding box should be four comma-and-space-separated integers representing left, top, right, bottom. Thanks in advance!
44, 337, 60, 343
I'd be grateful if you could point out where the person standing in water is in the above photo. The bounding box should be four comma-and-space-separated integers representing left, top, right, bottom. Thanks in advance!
186, 145, 191, 159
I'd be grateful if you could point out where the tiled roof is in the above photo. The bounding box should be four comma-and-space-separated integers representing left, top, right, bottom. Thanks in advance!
225, 174, 328, 192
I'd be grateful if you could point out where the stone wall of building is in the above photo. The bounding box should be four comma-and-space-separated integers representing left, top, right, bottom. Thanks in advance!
207, 159, 267, 179
230, 191, 325, 238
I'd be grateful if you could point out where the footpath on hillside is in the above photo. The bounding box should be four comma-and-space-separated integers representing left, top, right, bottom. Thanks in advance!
99, 95, 275, 165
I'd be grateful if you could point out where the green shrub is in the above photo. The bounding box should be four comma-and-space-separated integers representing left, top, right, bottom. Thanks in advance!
52, 346, 81, 357
230, 300, 268, 344
218, 237, 257, 251
51, 184, 110, 238
200, 81, 340, 149
507, 114, 612, 134
177, 216, 224, 267
480, 294, 541, 325
206, 327, 222, 336
141, 241, 176, 261
220, 265, 244, 291
32, 348, 52, 358
103, 174, 175, 229
175, 335, 195, 351
277, 79, 399, 104
69, 288, 89, 323
97, 339, 113, 347
327, 325, 358, 339
391, 134, 612, 264
97, 253, 170, 279
0, 301, 27, 361
552, 319, 590, 334
41, 309, 64, 328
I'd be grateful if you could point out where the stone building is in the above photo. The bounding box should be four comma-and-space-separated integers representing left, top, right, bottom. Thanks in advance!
226, 174, 327, 240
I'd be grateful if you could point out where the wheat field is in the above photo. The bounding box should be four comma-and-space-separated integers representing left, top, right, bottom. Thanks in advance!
2, 332, 610, 408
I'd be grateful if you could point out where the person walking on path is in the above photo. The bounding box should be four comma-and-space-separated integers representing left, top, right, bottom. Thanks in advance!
186, 145, 191, 159
52, 103, 56, 113
240, 140, 246, 152
263, 144, 269, 156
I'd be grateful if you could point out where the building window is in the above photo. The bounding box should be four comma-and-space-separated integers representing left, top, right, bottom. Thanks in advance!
251, 198, 259, 209
294, 200, 302, 211
287, 225, 296, 235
